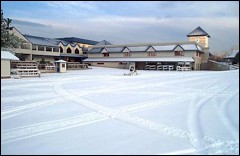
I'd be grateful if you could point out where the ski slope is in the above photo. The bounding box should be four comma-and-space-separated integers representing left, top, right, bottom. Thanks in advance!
1, 67, 239, 155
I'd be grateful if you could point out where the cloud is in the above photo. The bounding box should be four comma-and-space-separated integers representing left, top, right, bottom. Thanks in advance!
45, 1, 98, 10
11, 14, 238, 54
5, 1, 238, 54
12, 19, 49, 28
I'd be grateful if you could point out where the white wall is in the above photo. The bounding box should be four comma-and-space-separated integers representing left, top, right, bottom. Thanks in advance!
1, 60, 10, 78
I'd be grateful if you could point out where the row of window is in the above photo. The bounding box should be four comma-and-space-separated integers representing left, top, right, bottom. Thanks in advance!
31, 45, 59, 52
28, 45, 84, 54
60, 47, 86, 54
102, 51, 190, 57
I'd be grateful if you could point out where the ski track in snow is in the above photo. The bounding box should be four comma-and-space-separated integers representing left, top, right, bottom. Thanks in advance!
1, 69, 239, 154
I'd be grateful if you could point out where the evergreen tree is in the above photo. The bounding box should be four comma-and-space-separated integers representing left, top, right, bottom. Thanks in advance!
1, 10, 21, 53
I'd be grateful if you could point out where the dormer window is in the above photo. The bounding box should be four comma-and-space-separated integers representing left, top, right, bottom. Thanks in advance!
147, 51, 156, 56
101, 48, 109, 57
60, 47, 63, 53
67, 47, 72, 53
146, 46, 156, 57
75, 48, 79, 54
103, 53, 109, 57
175, 51, 184, 56
124, 52, 131, 57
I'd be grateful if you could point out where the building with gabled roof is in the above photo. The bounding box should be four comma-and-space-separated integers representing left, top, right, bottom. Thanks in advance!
1, 51, 19, 78
9, 26, 211, 71
84, 27, 211, 71
55, 37, 99, 46
8, 27, 99, 63
224, 50, 239, 64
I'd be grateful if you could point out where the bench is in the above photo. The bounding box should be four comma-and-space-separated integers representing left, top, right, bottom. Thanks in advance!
177, 66, 190, 71
16, 69, 41, 77
67, 62, 88, 69
157, 65, 163, 70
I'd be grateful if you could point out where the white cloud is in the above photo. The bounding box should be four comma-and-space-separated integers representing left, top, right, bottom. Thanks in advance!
6, 1, 238, 54
12, 15, 238, 54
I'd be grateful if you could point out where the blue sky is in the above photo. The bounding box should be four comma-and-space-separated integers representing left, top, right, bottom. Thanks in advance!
1, 1, 239, 54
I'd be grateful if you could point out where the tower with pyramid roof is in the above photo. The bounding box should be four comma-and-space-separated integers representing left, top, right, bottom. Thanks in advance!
187, 26, 210, 62
187, 26, 210, 48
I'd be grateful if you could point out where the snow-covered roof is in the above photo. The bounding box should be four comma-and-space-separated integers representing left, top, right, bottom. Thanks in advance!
24, 35, 58, 47
225, 50, 239, 58
152, 45, 176, 51
196, 45, 203, 51
95, 40, 111, 46
128, 46, 149, 52
181, 44, 198, 50
1, 51, 19, 60
55, 37, 99, 45
89, 48, 103, 53
55, 59, 67, 63
60, 53, 87, 58
84, 57, 194, 62
187, 26, 210, 38
106, 47, 124, 53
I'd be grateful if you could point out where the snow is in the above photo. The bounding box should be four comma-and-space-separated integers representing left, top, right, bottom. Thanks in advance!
1, 67, 239, 155
55, 59, 67, 63
225, 50, 239, 58
152, 45, 176, 51
1, 51, 19, 60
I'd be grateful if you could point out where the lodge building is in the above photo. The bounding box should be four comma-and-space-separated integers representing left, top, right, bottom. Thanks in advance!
84, 26, 210, 71
8, 27, 99, 63
9, 26, 210, 71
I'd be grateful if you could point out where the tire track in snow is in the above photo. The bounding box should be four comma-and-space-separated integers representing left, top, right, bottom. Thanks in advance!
2, 73, 238, 154
2, 80, 199, 144
1, 93, 57, 103
217, 90, 239, 139
1, 113, 107, 144
2, 80, 238, 155
1, 82, 52, 90
1, 98, 65, 120
188, 96, 212, 154
187, 77, 239, 154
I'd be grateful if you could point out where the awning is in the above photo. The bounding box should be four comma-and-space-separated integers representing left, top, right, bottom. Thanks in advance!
84, 57, 195, 62
60, 53, 87, 58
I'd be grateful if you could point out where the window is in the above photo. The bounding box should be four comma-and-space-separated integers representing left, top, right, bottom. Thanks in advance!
21, 43, 30, 49
147, 51, 156, 56
32, 45, 37, 50
60, 47, 63, 53
38, 46, 45, 51
103, 53, 109, 57
97, 62, 104, 65
62, 64, 65, 68
196, 51, 202, 57
175, 51, 184, 56
46, 47, 52, 52
75, 48, 79, 54
53, 47, 59, 52
124, 52, 131, 57
195, 38, 200, 43
67, 47, 72, 53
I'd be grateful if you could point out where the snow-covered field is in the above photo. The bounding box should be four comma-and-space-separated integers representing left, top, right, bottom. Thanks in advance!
1, 67, 239, 155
